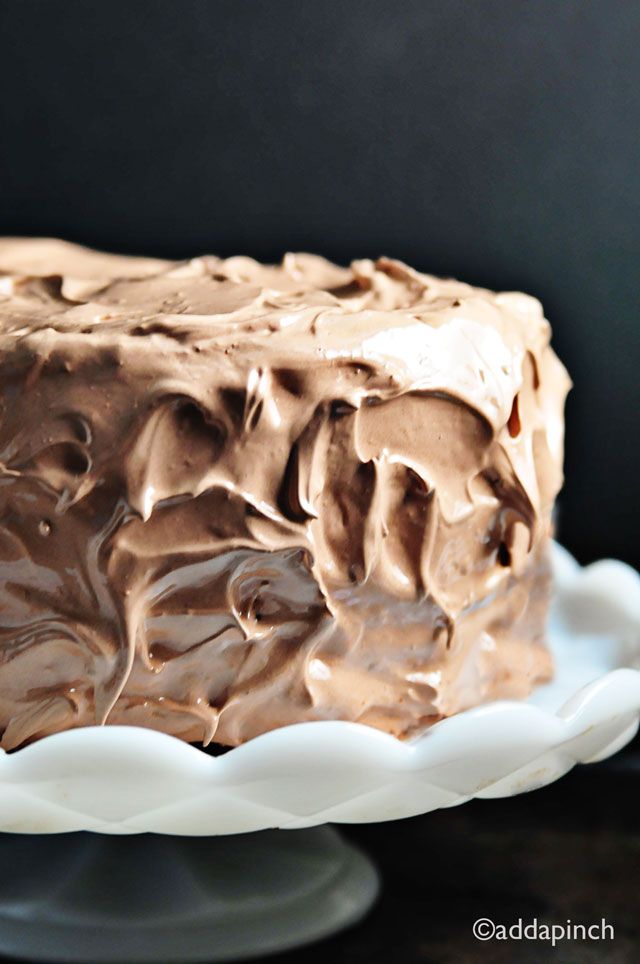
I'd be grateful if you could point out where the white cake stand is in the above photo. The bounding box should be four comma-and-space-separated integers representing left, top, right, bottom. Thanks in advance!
0, 543, 639, 963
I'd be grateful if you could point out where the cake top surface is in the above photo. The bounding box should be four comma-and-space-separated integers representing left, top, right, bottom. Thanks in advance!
0, 238, 567, 431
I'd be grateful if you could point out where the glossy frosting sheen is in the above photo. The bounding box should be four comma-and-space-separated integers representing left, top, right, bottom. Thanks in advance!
0, 238, 571, 750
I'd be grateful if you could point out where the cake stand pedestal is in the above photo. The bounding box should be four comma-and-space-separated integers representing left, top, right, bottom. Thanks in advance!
0, 827, 378, 963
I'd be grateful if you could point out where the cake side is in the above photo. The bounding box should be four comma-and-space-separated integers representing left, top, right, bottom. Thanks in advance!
0, 241, 571, 749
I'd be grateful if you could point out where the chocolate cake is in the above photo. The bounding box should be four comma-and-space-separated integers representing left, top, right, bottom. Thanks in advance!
0, 239, 570, 750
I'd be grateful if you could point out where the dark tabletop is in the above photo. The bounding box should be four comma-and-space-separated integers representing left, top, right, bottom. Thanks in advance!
1, 748, 638, 964
329, 753, 640, 963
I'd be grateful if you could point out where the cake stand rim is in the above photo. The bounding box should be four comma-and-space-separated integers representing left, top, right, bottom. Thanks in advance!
0, 541, 638, 834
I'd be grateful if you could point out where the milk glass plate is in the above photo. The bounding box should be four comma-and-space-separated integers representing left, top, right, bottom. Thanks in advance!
0, 542, 638, 963
0, 542, 638, 837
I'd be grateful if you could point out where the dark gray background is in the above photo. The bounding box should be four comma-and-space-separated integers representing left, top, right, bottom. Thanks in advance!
0, 0, 638, 567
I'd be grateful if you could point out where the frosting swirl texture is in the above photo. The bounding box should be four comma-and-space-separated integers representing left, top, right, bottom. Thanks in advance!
0, 239, 570, 749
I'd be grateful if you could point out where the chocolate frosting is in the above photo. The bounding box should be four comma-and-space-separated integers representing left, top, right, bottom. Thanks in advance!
0, 239, 571, 750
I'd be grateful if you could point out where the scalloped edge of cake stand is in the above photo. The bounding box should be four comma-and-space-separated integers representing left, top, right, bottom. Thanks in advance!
0, 542, 638, 836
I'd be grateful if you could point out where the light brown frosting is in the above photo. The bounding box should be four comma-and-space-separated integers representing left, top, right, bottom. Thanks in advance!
0, 239, 571, 750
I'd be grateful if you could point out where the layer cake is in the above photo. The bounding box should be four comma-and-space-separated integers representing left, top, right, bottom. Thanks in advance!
0, 239, 570, 750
